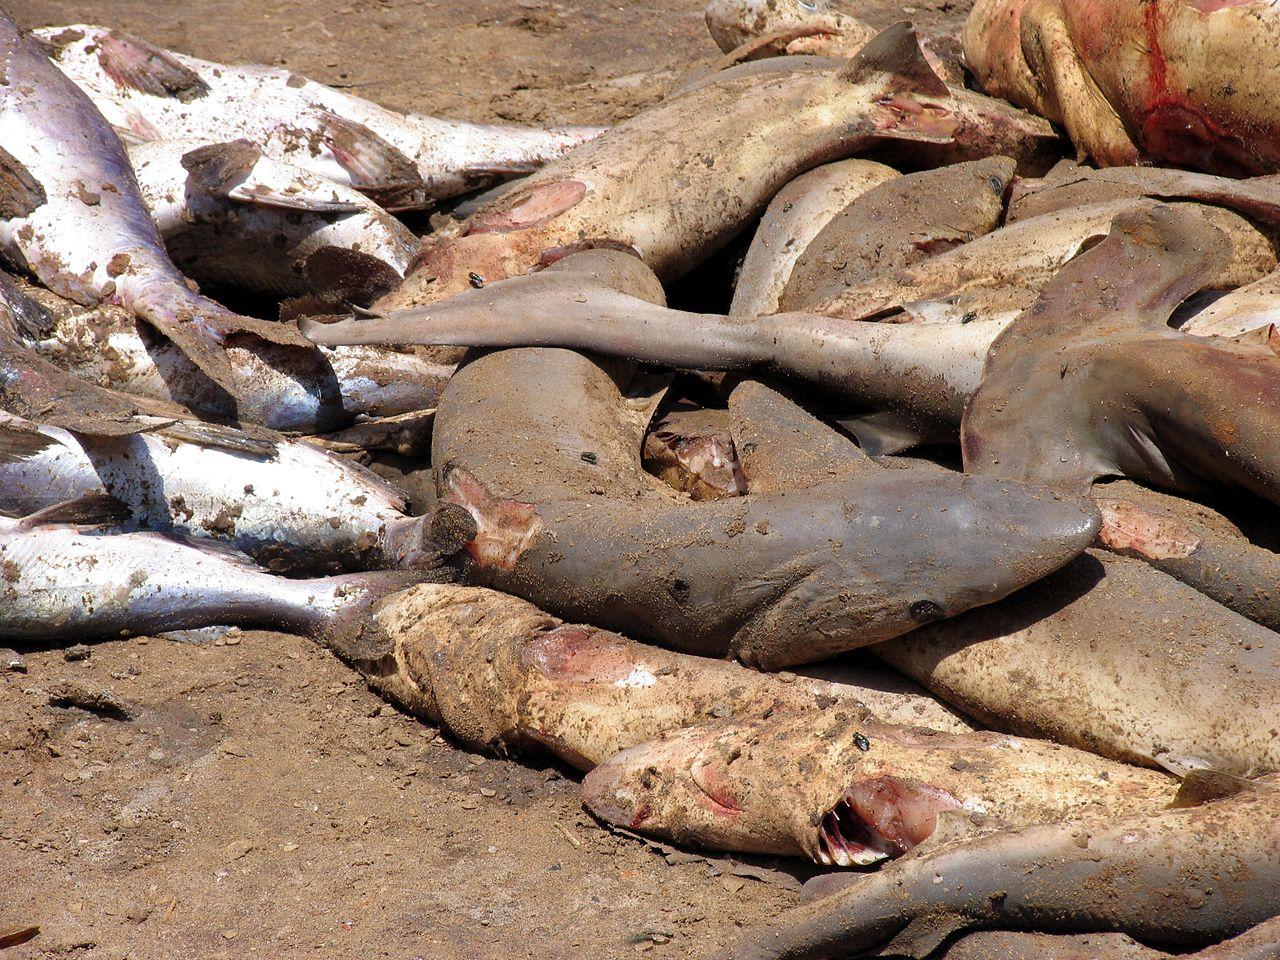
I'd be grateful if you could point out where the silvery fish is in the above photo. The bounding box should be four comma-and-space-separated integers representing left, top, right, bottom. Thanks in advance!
35, 24, 602, 209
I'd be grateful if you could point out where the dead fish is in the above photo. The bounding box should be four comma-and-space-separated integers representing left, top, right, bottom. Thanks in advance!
964, 0, 1280, 174
642, 405, 747, 501
703, 0, 964, 84
1093, 483, 1280, 632
778, 156, 1017, 313
878, 549, 1280, 777
339, 582, 973, 771
1007, 161, 1280, 225
926, 918, 1280, 960
0, 12, 309, 398
813, 197, 1275, 321
34, 24, 602, 209
0, 496, 429, 643
411, 253, 1098, 669
710, 776, 1280, 960
0, 409, 446, 573
582, 711, 1172, 864
963, 204, 1280, 506
731, 158, 898, 317
10, 277, 452, 430
373, 24, 976, 312
127, 138, 418, 298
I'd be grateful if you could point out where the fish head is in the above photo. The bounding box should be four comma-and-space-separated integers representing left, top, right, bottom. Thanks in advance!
729, 473, 1101, 669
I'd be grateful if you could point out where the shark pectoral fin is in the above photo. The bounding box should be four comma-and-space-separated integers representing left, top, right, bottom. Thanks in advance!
16, 494, 132, 532
0, 419, 58, 464
840, 22, 949, 99
875, 912, 974, 959
181, 141, 364, 213
0, 145, 47, 219
727, 379, 875, 493
318, 111, 427, 210
95, 29, 209, 101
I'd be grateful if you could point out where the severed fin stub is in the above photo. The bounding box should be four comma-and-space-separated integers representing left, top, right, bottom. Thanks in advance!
0, 145, 47, 220
318, 111, 427, 211
303, 246, 404, 308
96, 29, 209, 101
837, 409, 938, 457
1168, 769, 1277, 809
875, 912, 974, 959
15, 494, 132, 532
839, 21, 949, 99
181, 140, 365, 213
728, 380, 876, 493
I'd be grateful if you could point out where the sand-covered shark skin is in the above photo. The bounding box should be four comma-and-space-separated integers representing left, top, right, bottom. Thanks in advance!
333, 583, 974, 772
0, 409, 446, 574
777, 156, 1017, 313
11, 275, 452, 432
878, 549, 1280, 777
731, 158, 898, 317
582, 711, 1172, 865
0, 496, 430, 643
962, 204, 1280, 506
711, 777, 1280, 960
0, 12, 310, 399
371, 23, 1055, 313
127, 138, 418, 299
34, 24, 602, 210
964, 0, 1280, 175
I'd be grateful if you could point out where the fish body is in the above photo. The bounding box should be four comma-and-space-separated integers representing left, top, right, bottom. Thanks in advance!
347, 583, 974, 771
0, 410, 435, 572
0, 498, 424, 642
779, 156, 1016, 313
373, 24, 969, 312
0, 13, 307, 396
731, 158, 899, 317
965, 0, 1280, 174
127, 138, 418, 298
35, 24, 602, 208
713, 780, 1280, 960
877, 549, 1280, 777
583, 711, 1172, 864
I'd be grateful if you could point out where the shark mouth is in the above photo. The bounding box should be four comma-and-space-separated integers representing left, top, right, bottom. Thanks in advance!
815, 777, 964, 867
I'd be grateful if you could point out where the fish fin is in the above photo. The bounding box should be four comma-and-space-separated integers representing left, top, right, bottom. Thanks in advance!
17, 494, 132, 531
0, 273, 55, 342
837, 410, 936, 456
96, 30, 209, 101
0, 422, 58, 464
839, 22, 949, 99
1169, 769, 1277, 809
318, 112, 427, 210
146, 529, 264, 569
181, 140, 364, 213
728, 380, 876, 493
0, 144, 48, 220
303, 247, 403, 308
154, 419, 278, 458
875, 913, 973, 959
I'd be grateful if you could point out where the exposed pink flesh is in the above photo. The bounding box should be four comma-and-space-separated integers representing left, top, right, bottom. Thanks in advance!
1096, 500, 1202, 560
691, 752, 745, 819
520, 624, 638, 683
466, 180, 588, 234
442, 465, 544, 571
817, 776, 964, 866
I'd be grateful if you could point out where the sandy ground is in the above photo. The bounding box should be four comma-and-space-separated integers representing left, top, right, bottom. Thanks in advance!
3, 2, 972, 957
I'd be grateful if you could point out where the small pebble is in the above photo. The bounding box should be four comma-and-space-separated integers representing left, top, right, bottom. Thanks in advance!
64, 644, 91, 662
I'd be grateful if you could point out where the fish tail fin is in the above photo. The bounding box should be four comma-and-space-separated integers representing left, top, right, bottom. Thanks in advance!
838, 21, 949, 98
17, 494, 132, 531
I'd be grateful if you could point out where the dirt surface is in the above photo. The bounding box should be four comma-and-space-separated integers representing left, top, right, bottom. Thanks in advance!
4, 2, 974, 957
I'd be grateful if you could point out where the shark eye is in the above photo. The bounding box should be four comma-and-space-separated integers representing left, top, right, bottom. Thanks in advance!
908, 600, 945, 623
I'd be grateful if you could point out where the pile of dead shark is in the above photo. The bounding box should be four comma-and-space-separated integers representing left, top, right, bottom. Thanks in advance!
2, 1, 1280, 956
